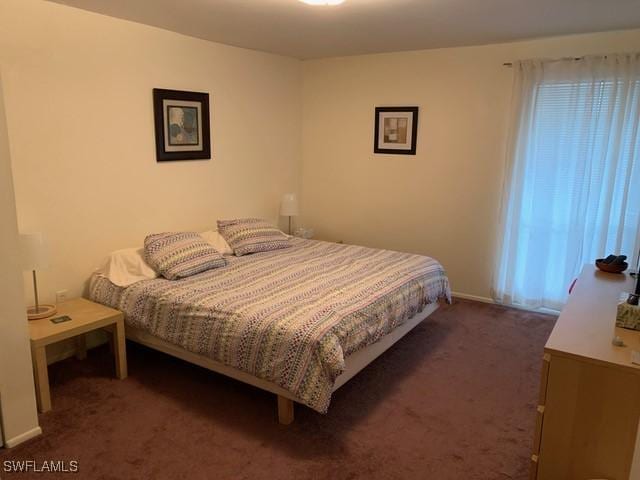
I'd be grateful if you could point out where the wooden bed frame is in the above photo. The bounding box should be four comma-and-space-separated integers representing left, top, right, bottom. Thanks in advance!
125, 302, 440, 424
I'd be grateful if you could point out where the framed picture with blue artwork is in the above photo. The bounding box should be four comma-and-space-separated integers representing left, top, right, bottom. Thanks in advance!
153, 88, 211, 161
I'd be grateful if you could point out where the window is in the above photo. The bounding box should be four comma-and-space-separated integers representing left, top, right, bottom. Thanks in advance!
494, 55, 640, 310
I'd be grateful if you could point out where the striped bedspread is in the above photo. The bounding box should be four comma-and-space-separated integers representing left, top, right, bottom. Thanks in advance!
89, 238, 450, 413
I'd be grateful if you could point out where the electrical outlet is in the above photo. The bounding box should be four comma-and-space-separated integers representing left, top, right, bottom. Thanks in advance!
56, 290, 69, 304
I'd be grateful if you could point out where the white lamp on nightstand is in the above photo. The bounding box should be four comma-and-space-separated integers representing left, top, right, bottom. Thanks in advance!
280, 193, 299, 235
20, 232, 56, 320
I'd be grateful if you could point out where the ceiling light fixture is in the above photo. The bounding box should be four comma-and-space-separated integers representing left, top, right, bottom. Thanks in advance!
299, 0, 345, 5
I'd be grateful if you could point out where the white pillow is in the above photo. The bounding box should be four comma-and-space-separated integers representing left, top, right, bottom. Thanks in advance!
200, 230, 233, 255
99, 247, 158, 287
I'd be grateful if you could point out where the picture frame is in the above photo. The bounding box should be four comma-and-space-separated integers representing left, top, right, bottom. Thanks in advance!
153, 88, 211, 162
374, 106, 419, 155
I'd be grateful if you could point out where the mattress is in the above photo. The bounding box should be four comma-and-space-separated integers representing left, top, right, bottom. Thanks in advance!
89, 238, 451, 412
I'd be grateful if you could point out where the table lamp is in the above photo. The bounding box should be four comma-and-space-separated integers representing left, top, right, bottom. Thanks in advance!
280, 193, 299, 235
20, 232, 56, 320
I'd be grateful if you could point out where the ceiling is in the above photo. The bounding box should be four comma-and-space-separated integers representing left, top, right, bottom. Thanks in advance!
48, 0, 640, 59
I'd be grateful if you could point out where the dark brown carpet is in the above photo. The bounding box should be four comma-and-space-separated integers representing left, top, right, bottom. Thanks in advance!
1, 299, 555, 480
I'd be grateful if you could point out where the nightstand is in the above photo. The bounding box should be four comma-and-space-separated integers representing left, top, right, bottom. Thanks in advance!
292, 228, 314, 239
29, 298, 127, 413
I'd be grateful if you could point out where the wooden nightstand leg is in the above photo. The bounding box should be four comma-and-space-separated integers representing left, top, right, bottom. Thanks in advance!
31, 345, 51, 413
112, 319, 128, 379
75, 334, 87, 360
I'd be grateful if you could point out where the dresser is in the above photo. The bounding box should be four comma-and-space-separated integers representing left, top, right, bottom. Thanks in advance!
531, 266, 640, 479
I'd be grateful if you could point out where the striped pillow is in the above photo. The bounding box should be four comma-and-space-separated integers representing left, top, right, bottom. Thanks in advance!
144, 232, 227, 280
217, 218, 291, 256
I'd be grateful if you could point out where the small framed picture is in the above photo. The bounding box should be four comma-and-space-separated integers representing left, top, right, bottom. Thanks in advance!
374, 106, 419, 155
153, 88, 211, 161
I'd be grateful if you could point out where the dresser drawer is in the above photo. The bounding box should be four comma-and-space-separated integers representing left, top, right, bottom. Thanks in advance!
536, 354, 640, 479
532, 405, 545, 456
529, 353, 550, 475
538, 353, 551, 406
529, 454, 539, 480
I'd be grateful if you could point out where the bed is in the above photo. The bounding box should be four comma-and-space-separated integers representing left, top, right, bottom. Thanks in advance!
89, 237, 450, 423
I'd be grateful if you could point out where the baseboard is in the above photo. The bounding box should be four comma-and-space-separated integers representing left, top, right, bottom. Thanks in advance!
452, 291, 560, 315
4, 426, 42, 448
451, 291, 495, 304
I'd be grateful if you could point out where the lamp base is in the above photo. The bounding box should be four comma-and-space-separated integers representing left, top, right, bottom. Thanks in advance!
27, 304, 57, 320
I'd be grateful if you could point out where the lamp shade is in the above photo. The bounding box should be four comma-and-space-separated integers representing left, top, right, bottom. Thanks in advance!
20, 232, 49, 271
280, 193, 299, 217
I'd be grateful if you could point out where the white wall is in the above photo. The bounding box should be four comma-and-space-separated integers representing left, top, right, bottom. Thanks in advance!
0, 0, 302, 303
300, 29, 640, 300
3, 2, 639, 307
0, 74, 41, 447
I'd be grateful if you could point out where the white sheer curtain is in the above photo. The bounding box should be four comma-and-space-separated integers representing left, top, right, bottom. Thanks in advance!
494, 53, 640, 311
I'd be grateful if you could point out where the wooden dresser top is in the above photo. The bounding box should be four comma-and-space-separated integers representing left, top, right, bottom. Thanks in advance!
545, 265, 640, 374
